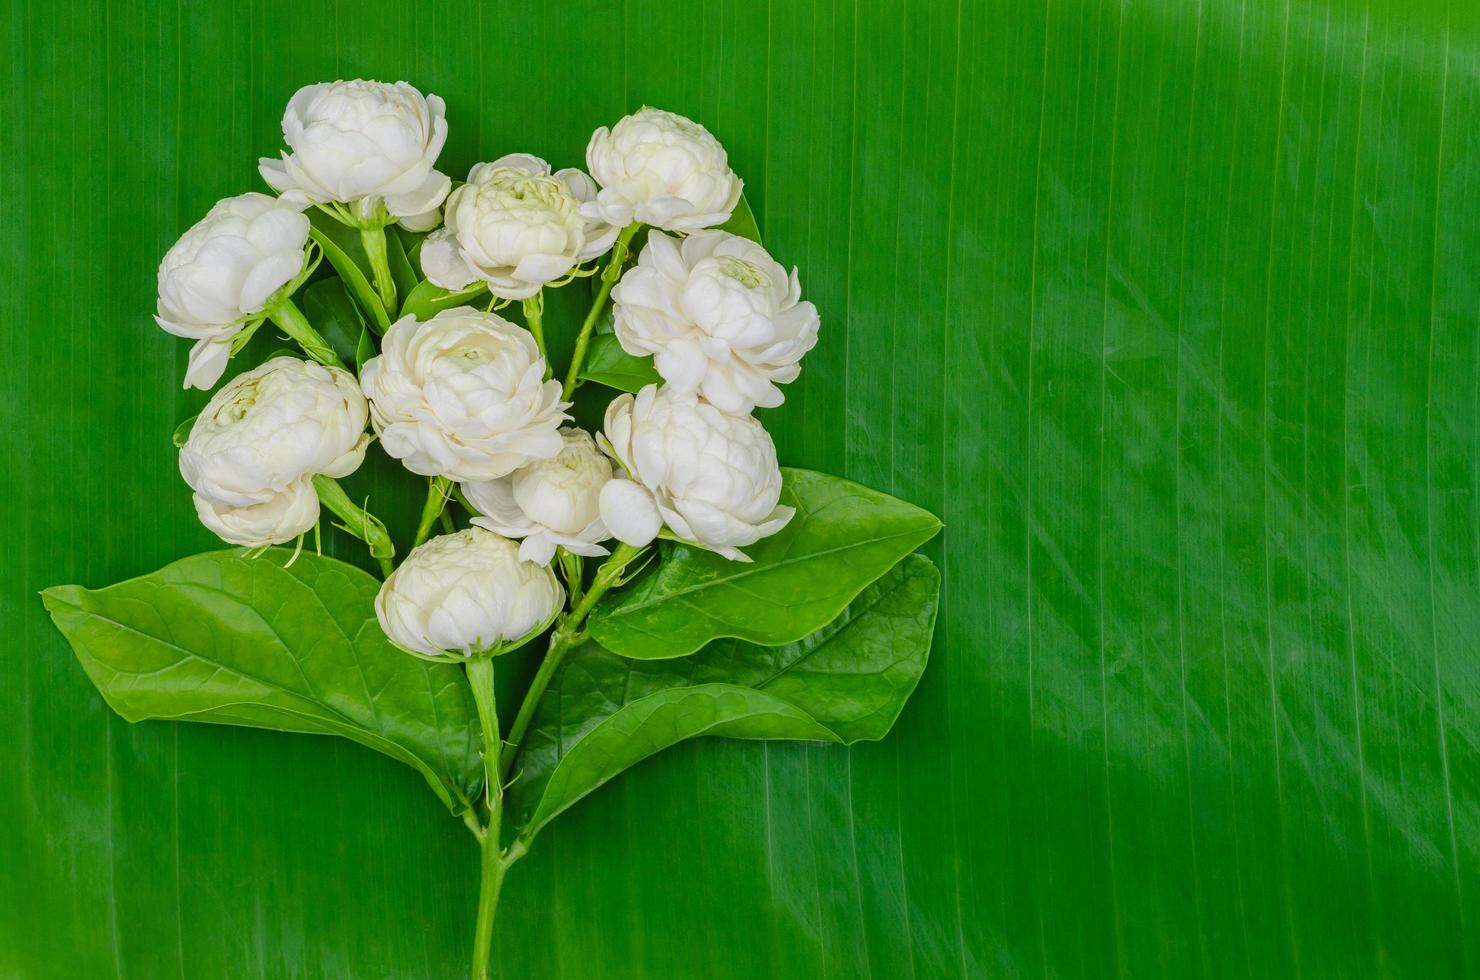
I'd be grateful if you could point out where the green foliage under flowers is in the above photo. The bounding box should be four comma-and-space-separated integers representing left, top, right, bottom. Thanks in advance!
511, 554, 940, 837
589, 468, 942, 658
42, 550, 485, 814
44, 470, 940, 848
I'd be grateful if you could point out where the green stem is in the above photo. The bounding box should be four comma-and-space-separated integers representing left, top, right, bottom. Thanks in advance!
360, 225, 398, 315
268, 298, 343, 369
522, 292, 548, 375
561, 223, 640, 399
499, 543, 644, 781
466, 658, 504, 980
557, 549, 584, 609
413, 476, 452, 549
311, 475, 395, 577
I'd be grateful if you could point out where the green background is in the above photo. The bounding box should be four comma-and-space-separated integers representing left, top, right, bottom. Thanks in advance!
5, 0, 1479, 976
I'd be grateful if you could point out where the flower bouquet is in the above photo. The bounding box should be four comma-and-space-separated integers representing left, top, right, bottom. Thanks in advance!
43, 79, 942, 978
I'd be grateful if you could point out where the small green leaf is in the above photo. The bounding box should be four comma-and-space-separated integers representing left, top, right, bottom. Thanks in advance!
400, 278, 489, 322
41, 550, 483, 814
588, 468, 941, 659
355, 324, 376, 375
307, 211, 390, 331
577, 334, 662, 392
300, 277, 368, 365
396, 225, 429, 268
384, 227, 419, 302
511, 555, 940, 836
717, 194, 762, 243
170, 414, 198, 448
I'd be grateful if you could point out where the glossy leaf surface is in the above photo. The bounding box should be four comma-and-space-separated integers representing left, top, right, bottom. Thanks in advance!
399, 278, 490, 322
589, 468, 941, 658
42, 550, 483, 814
512, 555, 940, 836
576, 333, 662, 392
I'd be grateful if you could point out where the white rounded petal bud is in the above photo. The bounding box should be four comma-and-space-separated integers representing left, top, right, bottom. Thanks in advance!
258, 79, 451, 225
583, 108, 742, 231
612, 230, 819, 413
193, 479, 320, 548
180, 356, 369, 510
598, 478, 663, 549
155, 193, 310, 387
600, 385, 793, 561
423, 154, 617, 300
463, 428, 614, 565
375, 527, 564, 657
360, 307, 568, 482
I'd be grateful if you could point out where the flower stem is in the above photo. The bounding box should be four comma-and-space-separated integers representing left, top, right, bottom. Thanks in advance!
499, 542, 644, 781
360, 225, 398, 315
268, 298, 344, 369
311, 475, 395, 576
465, 657, 506, 980
561, 223, 640, 399
522, 292, 548, 375
413, 476, 452, 548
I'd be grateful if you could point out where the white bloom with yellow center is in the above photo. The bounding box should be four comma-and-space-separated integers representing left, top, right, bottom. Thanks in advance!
612, 230, 819, 413
421, 154, 617, 300
359, 307, 567, 482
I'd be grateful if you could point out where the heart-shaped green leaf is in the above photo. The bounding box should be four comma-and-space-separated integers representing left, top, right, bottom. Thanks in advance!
512, 554, 939, 836
41, 550, 483, 815
588, 468, 941, 658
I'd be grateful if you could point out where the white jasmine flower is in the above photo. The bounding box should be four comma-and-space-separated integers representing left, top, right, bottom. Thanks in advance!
583, 108, 742, 231
611, 230, 819, 413
258, 79, 451, 230
421, 154, 617, 300
155, 193, 311, 390
359, 307, 567, 482
179, 356, 369, 509
375, 527, 564, 658
193, 478, 320, 548
598, 385, 792, 561
463, 428, 614, 565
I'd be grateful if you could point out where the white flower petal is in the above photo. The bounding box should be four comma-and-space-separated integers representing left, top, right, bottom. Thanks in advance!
599, 478, 662, 548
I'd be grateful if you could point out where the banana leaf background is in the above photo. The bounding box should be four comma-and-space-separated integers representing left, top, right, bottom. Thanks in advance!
4, 0, 1479, 976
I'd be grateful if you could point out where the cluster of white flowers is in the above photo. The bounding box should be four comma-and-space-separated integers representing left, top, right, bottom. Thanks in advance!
156, 80, 820, 660
178, 356, 369, 547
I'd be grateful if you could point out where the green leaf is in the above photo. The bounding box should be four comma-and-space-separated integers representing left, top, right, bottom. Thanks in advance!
383, 226, 419, 303
41, 550, 482, 815
512, 555, 940, 836
400, 278, 489, 322
170, 413, 197, 448
299, 276, 367, 365
576, 333, 662, 392
717, 193, 762, 243
589, 468, 941, 658
307, 211, 390, 331
355, 323, 376, 375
